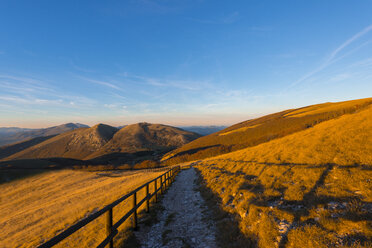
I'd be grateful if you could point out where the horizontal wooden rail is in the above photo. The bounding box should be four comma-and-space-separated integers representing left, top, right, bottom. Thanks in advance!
37, 166, 181, 248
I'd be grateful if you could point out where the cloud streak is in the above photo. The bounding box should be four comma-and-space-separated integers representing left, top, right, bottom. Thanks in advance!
326, 24, 372, 64
292, 23, 372, 87
78, 76, 125, 91
122, 73, 210, 91
0, 73, 98, 111
81, 78, 119, 90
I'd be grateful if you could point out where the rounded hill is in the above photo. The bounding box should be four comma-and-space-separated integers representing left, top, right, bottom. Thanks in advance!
86, 122, 201, 159
4, 124, 118, 160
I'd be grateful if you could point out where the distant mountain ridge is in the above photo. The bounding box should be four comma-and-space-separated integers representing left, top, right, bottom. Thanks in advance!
2, 122, 200, 163
4, 124, 117, 160
0, 123, 89, 146
86, 123, 201, 159
178, 126, 227, 136
0, 127, 33, 134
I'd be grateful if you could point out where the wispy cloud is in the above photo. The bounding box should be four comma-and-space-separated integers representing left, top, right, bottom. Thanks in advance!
349, 57, 372, 68
291, 23, 372, 87
0, 73, 97, 111
0, 74, 45, 85
78, 76, 124, 91
326, 24, 372, 64
329, 73, 351, 82
0, 95, 63, 105
122, 73, 210, 91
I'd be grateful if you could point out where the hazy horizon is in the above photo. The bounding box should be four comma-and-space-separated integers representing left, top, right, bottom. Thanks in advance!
0, 119, 231, 129
1, 1, 371, 127
0, 96, 367, 129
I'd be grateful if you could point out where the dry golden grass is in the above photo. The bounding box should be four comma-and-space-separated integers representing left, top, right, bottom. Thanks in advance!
0, 169, 163, 248
217, 103, 372, 166
196, 104, 372, 247
218, 124, 262, 136
284, 98, 371, 117
164, 97, 372, 165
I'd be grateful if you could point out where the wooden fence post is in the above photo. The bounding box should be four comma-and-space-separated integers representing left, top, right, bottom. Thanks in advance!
160, 176, 163, 194
166, 172, 168, 188
155, 179, 158, 202
106, 208, 113, 248
146, 183, 150, 213
133, 192, 137, 230
168, 171, 170, 185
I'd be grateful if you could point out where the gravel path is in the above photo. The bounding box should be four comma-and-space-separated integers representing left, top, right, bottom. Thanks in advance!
134, 167, 218, 248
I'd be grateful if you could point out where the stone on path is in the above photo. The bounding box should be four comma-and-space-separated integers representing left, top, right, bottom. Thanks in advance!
134, 167, 218, 248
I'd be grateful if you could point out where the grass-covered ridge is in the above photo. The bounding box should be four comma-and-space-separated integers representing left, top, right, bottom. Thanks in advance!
195, 103, 372, 247
163, 97, 372, 165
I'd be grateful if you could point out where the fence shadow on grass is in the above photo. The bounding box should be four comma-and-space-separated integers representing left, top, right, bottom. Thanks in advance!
194, 167, 258, 248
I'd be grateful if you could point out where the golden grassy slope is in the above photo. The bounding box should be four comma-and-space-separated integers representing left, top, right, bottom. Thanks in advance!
0, 169, 163, 248
218, 102, 372, 166
284, 99, 371, 117
164, 97, 372, 164
196, 105, 372, 248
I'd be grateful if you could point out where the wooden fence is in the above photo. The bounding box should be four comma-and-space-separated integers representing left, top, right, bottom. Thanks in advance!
37, 165, 181, 248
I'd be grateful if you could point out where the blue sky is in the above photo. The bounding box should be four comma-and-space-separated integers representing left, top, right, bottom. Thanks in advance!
0, 0, 372, 128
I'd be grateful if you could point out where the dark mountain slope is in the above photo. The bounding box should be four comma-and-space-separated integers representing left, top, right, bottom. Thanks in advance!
0, 123, 88, 146
0, 135, 56, 160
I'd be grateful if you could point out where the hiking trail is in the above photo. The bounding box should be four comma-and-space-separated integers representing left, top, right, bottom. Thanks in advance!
134, 167, 217, 248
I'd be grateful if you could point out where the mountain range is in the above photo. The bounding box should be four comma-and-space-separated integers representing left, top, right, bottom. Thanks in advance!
178, 126, 227, 136
0, 123, 200, 168
0, 123, 88, 146
1, 97, 371, 170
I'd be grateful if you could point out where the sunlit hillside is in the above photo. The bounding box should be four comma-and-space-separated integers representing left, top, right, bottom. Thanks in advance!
0, 169, 163, 248
86, 122, 201, 159
4, 124, 118, 160
196, 104, 372, 247
164, 97, 372, 165
2, 123, 200, 163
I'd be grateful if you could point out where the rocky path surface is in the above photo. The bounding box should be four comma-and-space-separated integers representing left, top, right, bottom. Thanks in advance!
134, 167, 218, 248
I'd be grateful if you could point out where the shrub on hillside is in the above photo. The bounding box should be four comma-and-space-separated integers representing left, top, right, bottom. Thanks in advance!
116, 163, 132, 170
133, 160, 160, 169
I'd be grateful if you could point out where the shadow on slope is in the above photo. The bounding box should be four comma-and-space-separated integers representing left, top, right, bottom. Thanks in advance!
89, 151, 158, 165
198, 159, 372, 248
0, 169, 48, 184
194, 167, 258, 248
0, 157, 87, 184
0, 149, 168, 184
0, 135, 56, 160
